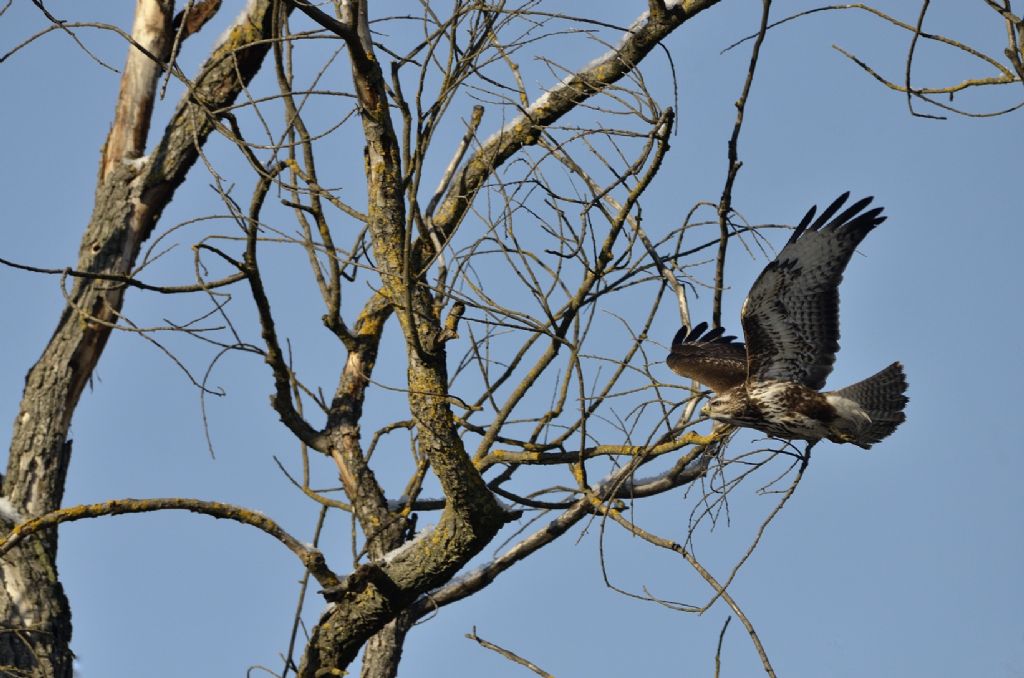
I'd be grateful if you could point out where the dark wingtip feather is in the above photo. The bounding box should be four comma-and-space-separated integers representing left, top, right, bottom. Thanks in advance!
703, 326, 726, 342
859, 206, 885, 226
826, 195, 875, 232
792, 205, 818, 242
673, 322, 744, 348
685, 321, 708, 342
810, 191, 851, 231
791, 192, 855, 243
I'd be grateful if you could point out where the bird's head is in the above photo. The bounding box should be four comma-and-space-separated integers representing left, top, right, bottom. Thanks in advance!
702, 391, 743, 422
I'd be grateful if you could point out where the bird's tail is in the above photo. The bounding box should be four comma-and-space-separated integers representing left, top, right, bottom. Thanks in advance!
831, 362, 909, 448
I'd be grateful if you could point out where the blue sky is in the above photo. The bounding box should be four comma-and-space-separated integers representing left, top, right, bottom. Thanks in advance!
2, 2, 1022, 677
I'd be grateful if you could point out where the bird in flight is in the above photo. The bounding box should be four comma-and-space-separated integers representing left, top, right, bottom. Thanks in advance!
667, 193, 908, 449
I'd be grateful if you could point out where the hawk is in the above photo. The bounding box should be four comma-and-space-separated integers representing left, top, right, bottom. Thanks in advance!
667, 193, 908, 449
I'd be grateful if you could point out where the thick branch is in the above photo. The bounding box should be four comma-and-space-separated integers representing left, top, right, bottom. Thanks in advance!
0, 498, 339, 589
298, 3, 519, 672
99, 0, 173, 183
299, 6, 724, 671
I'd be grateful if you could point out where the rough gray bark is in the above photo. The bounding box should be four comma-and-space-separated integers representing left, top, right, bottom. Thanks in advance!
360, 612, 413, 678
0, 2, 286, 674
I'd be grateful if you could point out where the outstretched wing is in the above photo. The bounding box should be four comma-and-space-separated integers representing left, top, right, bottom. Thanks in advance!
667, 321, 747, 394
741, 193, 886, 390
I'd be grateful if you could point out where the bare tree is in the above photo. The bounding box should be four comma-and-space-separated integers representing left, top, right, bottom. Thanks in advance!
1, 1, 1016, 677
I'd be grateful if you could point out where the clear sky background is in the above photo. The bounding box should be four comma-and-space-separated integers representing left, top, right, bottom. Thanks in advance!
2, 2, 1022, 677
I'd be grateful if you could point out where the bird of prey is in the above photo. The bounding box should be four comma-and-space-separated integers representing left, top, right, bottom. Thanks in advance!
667, 193, 908, 449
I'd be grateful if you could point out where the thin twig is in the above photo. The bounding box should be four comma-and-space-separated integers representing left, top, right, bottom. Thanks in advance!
0, 256, 246, 293
714, 616, 732, 678
714, 0, 772, 328
466, 627, 554, 678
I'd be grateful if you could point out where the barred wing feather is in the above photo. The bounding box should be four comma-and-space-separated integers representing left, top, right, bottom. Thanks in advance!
741, 193, 886, 390
667, 321, 747, 394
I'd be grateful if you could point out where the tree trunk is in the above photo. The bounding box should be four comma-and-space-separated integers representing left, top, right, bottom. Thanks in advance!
0, 2, 286, 674
360, 611, 413, 678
